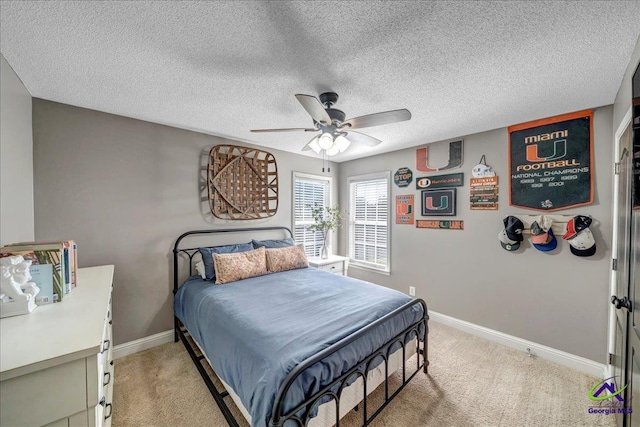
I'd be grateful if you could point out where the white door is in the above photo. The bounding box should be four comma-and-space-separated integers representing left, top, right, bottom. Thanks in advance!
612, 119, 633, 427
623, 63, 640, 427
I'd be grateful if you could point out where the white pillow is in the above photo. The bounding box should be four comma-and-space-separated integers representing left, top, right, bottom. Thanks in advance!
195, 261, 206, 279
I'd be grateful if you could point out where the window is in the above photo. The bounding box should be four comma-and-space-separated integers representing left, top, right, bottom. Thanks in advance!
348, 172, 390, 272
292, 172, 331, 257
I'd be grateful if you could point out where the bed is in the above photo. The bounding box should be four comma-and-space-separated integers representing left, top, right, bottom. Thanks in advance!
173, 227, 429, 427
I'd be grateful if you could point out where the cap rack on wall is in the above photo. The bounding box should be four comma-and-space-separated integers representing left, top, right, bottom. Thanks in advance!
509, 214, 593, 235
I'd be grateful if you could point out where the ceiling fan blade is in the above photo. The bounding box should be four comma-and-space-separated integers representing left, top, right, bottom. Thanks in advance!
295, 94, 332, 124
250, 127, 317, 133
343, 131, 382, 147
341, 109, 411, 130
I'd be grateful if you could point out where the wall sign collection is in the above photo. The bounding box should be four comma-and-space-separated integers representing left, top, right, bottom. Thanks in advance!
392, 109, 597, 245
394, 140, 466, 230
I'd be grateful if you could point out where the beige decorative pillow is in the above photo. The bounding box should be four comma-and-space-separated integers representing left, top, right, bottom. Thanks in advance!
213, 247, 268, 284
265, 244, 309, 273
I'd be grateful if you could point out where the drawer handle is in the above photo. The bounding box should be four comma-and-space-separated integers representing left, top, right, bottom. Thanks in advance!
109, 320, 113, 325
100, 397, 106, 406
330, 266, 336, 270
103, 371, 111, 386
110, 360, 114, 367
102, 339, 110, 353
104, 403, 113, 420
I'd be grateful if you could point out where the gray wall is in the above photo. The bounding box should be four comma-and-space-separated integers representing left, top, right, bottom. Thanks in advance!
0, 54, 34, 245
338, 106, 614, 363
32, 99, 338, 345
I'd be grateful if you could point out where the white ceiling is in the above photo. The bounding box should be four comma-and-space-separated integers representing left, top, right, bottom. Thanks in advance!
1, 1, 640, 162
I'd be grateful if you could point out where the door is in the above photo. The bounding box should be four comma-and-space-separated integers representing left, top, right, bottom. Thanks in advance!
612, 120, 633, 427
624, 63, 640, 426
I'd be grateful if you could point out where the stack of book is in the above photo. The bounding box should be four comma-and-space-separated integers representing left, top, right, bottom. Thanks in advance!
0, 240, 78, 305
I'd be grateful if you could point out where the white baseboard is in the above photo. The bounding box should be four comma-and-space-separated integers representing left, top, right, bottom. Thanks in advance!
428, 310, 607, 379
113, 330, 174, 360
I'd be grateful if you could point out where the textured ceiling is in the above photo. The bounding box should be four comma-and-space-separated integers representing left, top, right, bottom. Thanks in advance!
2, 1, 640, 162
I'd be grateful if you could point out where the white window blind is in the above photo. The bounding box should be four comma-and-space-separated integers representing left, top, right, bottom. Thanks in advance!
348, 174, 390, 271
293, 173, 330, 257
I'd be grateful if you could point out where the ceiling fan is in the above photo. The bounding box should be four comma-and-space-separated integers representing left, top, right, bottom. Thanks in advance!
250, 92, 411, 156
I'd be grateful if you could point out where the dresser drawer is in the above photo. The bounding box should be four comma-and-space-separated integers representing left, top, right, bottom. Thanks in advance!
0, 358, 87, 426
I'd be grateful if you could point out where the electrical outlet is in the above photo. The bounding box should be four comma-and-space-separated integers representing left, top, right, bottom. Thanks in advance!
409, 286, 416, 296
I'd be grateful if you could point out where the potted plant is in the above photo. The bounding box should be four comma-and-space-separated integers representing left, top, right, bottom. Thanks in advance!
308, 205, 345, 259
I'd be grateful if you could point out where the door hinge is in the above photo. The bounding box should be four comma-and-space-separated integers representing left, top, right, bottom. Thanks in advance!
615, 162, 620, 175
613, 258, 618, 271
609, 353, 614, 365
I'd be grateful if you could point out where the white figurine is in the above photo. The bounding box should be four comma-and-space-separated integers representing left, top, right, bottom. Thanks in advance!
0, 255, 40, 317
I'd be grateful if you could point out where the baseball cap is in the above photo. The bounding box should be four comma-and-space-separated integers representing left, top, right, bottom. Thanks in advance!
504, 216, 524, 242
498, 229, 520, 251
567, 227, 597, 257
532, 227, 558, 252
563, 215, 592, 240
531, 216, 553, 245
499, 216, 524, 251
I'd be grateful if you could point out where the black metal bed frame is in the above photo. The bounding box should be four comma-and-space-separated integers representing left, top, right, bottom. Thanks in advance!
173, 227, 429, 427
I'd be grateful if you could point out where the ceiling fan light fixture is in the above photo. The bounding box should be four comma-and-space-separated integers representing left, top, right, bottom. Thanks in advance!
318, 132, 334, 150
307, 136, 322, 154
251, 92, 410, 158
325, 144, 341, 156
334, 134, 351, 153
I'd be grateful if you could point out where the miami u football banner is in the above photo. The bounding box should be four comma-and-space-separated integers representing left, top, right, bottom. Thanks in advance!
508, 110, 594, 211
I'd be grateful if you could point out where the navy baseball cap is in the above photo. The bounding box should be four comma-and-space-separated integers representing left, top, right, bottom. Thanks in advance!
563, 215, 592, 240
499, 216, 524, 251
504, 216, 524, 242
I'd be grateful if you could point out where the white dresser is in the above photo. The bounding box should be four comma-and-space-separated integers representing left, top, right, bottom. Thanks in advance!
0, 265, 114, 427
308, 255, 349, 276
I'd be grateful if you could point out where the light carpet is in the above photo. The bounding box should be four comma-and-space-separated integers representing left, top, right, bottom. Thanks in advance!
112, 322, 615, 427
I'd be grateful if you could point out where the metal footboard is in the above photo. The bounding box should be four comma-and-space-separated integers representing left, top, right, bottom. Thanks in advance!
269, 298, 428, 427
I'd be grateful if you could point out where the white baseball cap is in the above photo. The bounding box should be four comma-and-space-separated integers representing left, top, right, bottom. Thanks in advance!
567, 227, 596, 257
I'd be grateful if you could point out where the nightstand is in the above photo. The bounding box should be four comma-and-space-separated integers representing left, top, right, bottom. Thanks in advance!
308, 254, 349, 276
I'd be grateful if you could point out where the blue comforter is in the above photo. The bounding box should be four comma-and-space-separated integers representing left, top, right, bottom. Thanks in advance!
174, 267, 425, 426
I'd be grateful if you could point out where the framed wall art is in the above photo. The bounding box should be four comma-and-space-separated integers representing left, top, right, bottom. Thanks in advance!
421, 188, 456, 216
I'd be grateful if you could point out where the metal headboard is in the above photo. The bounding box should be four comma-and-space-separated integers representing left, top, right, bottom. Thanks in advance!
172, 226, 294, 295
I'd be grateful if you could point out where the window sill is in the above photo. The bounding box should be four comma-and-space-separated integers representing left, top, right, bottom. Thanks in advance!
348, 263, 390, 276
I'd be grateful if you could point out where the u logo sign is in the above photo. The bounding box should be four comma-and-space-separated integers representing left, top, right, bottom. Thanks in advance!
416, 140, 464, 172
396, 204, 412, 215
425, 196, 448, 211
526, 140, 567, 162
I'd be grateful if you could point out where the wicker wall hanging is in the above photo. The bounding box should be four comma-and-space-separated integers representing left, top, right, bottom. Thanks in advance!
208, 145, 278, 220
